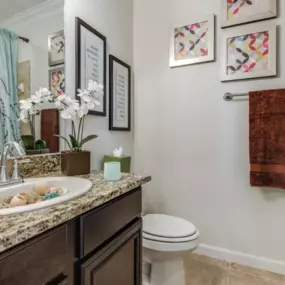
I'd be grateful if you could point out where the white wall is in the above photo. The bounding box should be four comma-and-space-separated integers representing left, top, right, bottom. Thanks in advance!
64, 0, 134, 170
1, 0, 64, 141
134, 0, 285, 273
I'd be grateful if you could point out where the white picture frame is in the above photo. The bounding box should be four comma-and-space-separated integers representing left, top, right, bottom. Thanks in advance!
221, 0, 277, 28
169, 14, 215, 68
48, 30, 65, 67
220, 23, 277, 82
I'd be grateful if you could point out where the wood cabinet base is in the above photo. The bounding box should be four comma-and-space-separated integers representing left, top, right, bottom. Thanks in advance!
0, 187, 142, 285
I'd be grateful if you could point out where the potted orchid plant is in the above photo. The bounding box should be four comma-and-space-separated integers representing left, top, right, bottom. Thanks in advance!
19, 80, 103, 175
19, 88, 52, 151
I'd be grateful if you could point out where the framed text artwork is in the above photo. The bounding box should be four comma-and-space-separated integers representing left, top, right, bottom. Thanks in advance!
220, 23, 277, 82
221, 0, 277, 28
49, 66, 65, 96
48, 30, 65, 67
76, 17, 106, 116
169, 14, 215, 68
109, 55, 131, 131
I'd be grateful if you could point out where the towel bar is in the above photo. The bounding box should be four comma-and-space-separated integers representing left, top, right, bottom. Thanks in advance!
224, 92, 249, 101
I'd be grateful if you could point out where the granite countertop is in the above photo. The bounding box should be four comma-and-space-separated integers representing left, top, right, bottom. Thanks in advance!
0, 171, 151, 253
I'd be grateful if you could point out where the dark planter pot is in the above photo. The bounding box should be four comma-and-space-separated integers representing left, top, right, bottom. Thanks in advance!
61, 151, 91, 176
21, 135, 35, 150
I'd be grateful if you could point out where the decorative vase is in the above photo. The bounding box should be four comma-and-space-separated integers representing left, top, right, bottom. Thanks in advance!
61, 151, 91, 176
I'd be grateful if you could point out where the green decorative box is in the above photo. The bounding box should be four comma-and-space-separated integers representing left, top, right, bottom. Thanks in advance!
103, 155, 131, 173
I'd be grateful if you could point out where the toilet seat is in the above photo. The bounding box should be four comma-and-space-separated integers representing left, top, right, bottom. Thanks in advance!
143, 231, 198, 243
143, 214, 199, 252
143, 214, 197, 239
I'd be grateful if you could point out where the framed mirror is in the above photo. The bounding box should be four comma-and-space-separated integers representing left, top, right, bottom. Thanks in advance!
0, 0, 65, 156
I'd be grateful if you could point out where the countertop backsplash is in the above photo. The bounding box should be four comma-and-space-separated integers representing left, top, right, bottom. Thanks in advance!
10, 153, 61, 178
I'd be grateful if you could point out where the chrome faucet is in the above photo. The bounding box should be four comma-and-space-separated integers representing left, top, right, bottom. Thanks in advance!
0, 141, 26, 186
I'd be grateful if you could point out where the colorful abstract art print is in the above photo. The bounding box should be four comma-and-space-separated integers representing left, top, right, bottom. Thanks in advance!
169, 15, 215, 67
220, 24, 277, 81
227, 32, 269, 75
174, 21, 209, 60
49, 67, 65, 96
221, 0, 277, 28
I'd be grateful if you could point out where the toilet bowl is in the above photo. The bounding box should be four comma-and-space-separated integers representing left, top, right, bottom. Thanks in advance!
143, 214, 199, 285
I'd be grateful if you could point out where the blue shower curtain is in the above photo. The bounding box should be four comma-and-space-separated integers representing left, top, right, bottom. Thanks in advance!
0, 29, 21, 150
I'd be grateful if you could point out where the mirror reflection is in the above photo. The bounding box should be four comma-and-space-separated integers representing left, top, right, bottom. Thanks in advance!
0, 0, 64, 155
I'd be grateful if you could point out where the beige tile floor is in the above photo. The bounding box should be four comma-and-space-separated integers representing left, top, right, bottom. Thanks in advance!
184, 254, 285, 285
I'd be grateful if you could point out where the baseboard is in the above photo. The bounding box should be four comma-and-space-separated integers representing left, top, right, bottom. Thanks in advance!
196, 243, 285, 275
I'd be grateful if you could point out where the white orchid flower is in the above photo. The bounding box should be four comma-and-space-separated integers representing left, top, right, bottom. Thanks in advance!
87, 80, 104, 95
55, 94, 80, 120
77, 88, 89, 98
87, 102, 95, 109
87, 80, 99, 92
98, 83, 104, 92
77, 89, 93, 103
60, 109, 73, 119
19, 109, 29, 123
30, 95, 42, 104
77, 103, 89, 118
19, 100, 32, 110
94, 100, 100, 106
33, 87, 51, 101
39, 87, 51, 97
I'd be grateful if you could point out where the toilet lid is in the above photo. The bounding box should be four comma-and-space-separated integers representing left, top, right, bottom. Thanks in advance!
143, 214, 197, 239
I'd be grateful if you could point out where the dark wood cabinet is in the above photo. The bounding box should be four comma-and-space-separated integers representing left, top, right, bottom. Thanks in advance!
0, 225, 67, 285
0, 187, 142, 285
81, 220, 142, 285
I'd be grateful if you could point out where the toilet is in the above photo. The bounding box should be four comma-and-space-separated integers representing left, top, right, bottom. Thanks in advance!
143, 214, 199, 285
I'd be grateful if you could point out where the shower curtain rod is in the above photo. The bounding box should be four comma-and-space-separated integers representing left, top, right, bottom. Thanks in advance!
19, 36, 29, 43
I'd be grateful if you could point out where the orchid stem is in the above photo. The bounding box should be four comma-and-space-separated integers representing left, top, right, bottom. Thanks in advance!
77, 118, 82, 143
29, 115, 36, 142
81, 116, 85, 145
72, 120, 76, 138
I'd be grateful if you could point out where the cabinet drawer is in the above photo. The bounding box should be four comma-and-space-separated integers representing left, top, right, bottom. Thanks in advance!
79, 187, 142, 258
0, 225, 67, 285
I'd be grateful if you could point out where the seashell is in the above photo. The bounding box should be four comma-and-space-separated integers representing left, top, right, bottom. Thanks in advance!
34, 182, 50, 196
10, 194, 27, 207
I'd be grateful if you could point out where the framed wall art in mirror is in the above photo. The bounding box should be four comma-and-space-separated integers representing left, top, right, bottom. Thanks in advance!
109, 55, 131, 131
220, 23, 277, 82
48, 30, 65, 66
49, 66, 65, 96
221, 0, 277, 28
169, 14, 215, 68
76, 17, 107, 117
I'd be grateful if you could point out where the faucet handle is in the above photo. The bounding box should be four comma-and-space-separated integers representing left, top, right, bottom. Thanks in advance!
11, 159, 21, 180
11, 159, 30, 180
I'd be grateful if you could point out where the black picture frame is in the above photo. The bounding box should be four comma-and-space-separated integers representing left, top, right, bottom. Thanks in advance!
109, 55, 131, 131
75, 17, 107, 117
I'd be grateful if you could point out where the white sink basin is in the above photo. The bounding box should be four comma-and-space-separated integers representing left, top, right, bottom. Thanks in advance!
0, 177, 92, 216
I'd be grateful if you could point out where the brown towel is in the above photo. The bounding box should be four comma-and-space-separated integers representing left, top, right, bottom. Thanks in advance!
249, 89, 285, 189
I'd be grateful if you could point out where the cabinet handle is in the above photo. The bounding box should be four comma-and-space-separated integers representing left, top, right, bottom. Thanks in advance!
44, 273, 68, 285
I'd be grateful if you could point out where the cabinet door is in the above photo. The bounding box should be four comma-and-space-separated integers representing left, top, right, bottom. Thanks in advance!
81, 219, 142, 285
0, 225, 67, 285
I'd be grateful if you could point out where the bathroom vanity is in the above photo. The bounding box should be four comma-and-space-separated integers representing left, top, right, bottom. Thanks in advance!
0, 171, 151, 285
